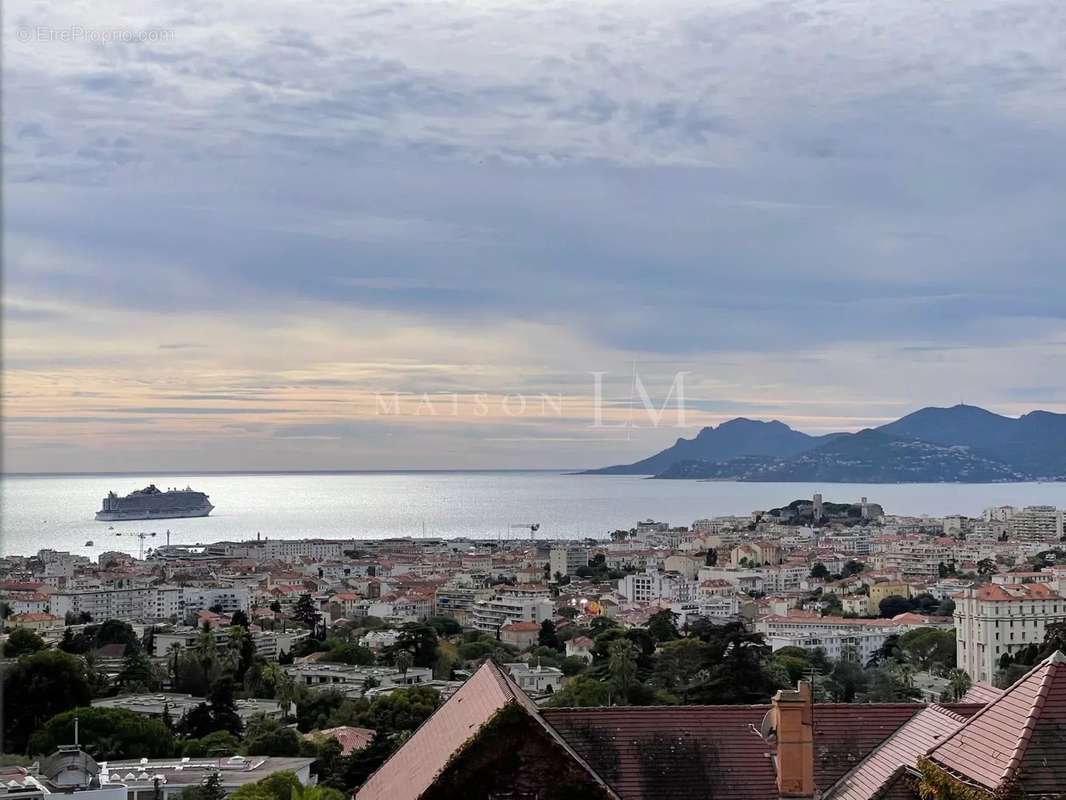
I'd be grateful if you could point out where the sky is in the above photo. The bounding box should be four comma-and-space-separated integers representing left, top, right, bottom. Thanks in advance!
3, 0, 1066, 472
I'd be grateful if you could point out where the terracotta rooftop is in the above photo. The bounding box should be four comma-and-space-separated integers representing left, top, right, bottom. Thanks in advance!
542, 706, 777, 800
963, 582, 1063, 601
501, 622, 542, 632
824, 705, 969, 800
356, 660, 613, 800
959, 682, 1004, 705
927, 651, 1066, 795
303, 726, 375, 755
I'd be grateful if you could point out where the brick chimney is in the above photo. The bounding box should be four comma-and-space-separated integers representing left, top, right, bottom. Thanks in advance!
771, 681, 814, 798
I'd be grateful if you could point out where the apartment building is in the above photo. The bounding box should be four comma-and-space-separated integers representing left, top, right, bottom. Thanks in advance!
955, 580, 1066, 683
1007, 506, 1064, 543
617, 567, 697, 603
50, 584, 249, 623
548, 547, 588, 578
471, 590, 554, 634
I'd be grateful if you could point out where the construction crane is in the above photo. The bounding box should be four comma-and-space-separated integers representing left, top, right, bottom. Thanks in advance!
114, 530, 157, 559
510, 522, 540, 541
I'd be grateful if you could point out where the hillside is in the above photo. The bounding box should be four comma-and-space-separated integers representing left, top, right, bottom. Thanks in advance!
655, 429, 1025, 483
580, 418, 828, 475
587, 404, 1064, 482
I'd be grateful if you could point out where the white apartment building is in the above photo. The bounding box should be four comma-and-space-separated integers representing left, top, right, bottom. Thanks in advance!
618, 567, 697, 603
51, 584, 249, 623
222, 538, 359, 562
766, 628, 889, 663
1007, 506, 1064, 543
549, 547, 589, 578
50, 587, 158, 622
471, 591, 554, 634
955, 580, 1066, 683
670, 596, 740, 626
877, 541, 951, 580
755, 615, 903, 663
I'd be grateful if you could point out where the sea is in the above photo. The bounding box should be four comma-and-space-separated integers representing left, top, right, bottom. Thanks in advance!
1, 471, 1064, 558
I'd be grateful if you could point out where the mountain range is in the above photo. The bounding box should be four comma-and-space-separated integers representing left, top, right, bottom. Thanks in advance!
581, 405, 1066, 482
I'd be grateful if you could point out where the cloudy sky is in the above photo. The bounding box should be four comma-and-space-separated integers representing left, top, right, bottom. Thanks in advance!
4, 0, 1066, 472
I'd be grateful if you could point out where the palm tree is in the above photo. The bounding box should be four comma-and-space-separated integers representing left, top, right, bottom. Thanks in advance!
946, 668, 972, 701
608, 639, 638, 702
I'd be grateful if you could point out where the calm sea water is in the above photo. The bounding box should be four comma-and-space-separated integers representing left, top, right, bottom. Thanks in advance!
1, 472, 1064, 558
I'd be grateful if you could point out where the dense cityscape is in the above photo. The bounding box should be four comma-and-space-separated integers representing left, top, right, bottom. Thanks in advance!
1, 496, 1063, 798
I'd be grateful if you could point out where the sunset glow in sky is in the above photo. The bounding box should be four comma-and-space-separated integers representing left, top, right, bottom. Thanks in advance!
4, 0, 1066, 471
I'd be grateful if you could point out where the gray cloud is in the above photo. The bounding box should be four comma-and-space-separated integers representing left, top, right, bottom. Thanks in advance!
3, 0, 1066, 470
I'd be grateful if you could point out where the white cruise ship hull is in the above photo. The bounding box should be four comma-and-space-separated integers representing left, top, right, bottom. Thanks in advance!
95, 505, 213, 521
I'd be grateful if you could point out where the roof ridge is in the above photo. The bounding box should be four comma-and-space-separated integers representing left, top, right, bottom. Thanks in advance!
925, 704, 969, 724
999, 655, 1061, 786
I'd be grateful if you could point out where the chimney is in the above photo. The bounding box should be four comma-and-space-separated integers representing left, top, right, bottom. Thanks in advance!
772, 682, 814, 798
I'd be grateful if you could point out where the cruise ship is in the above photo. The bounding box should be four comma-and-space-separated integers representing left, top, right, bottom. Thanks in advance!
95, 485, 214, 521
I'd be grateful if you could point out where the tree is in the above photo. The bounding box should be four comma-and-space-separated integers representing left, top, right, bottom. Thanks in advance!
29, 707, 174, 760
394, 650, 414, 678
181, 730, 240, 757
878, 595, 913, 619
359, 686, 440, 735
704, 549, 718, 567
230, 610, 251, 629
180, 771, 226, 800
427, 616, 461, 637
292, 594, 321, 633
394, 623, 439, 668
547, 675, 612, 708
607, 639, 638, 701
242, 716, 303, 756
93, 619, 139, 651
3, 650, 93, 753
59, 627, 92, 654
209, 676, 245, 736
3, 627, 45, 657
118, 647, 162, 691
899, 627, 956, 671
321, 639, 375, 666
809, 563, 830, 580
538, 620, 562, 651
943, 669, 972, 702
646, 610, 680, 644
977, 558, 996, 576
653, 638, 711, 698
841, 560, 865, 578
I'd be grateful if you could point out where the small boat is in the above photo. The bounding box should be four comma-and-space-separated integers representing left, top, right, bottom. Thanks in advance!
85, 540, 94, 547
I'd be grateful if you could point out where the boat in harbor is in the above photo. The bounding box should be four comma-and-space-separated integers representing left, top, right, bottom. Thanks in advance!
95, 484, 214, 521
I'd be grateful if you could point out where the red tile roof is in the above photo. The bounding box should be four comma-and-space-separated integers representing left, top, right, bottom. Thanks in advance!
965, 582, 1063, 601
811, 704, 928, 789
824, 705, 968, 800
543, 706, 777, 800
356, 660, 615, 800
927, 651, 1066, 795
959, 682, 1003, 705
304, 726, 375, 755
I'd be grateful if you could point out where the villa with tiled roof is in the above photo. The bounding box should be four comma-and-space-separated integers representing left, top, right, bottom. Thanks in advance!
357, 651, 1066, 800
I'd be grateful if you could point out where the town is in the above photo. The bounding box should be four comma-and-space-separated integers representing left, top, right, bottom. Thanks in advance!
1, 496, 1064, 799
